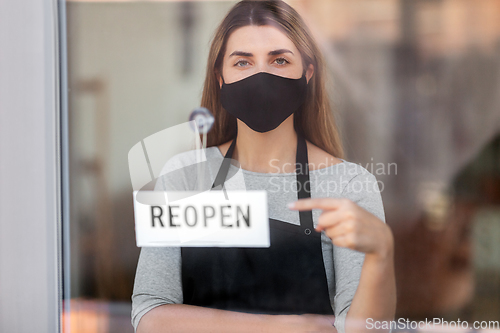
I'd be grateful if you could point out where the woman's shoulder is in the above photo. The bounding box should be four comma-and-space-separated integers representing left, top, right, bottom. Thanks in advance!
306, 140, 367, 177
306, 140, 343, 171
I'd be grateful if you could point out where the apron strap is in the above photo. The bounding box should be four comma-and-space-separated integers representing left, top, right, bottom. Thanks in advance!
295, 135, 314, 230
211, 137, 237, 190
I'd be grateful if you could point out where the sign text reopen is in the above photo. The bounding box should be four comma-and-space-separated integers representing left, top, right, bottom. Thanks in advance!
133, 190, 269, 247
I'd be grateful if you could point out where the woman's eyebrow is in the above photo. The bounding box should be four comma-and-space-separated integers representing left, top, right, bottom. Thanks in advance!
229, 49, 294, 58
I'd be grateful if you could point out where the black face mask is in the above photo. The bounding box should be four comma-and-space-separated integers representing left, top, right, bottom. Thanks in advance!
220, 71, 308, 133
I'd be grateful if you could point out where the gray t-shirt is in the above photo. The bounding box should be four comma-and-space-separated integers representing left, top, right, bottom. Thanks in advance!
131, 146, 386, 333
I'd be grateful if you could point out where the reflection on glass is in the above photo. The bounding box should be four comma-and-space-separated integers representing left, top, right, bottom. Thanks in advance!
65, 0, 500, 332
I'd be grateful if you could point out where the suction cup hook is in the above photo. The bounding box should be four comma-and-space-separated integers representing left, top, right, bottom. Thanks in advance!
189, 107, 214, 134
189, 107, 215, 191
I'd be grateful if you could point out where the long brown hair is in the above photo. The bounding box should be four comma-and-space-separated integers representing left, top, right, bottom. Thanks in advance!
201, 0, 344, 159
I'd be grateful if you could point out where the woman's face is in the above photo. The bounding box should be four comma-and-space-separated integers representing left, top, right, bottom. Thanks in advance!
218, 25, 314, 87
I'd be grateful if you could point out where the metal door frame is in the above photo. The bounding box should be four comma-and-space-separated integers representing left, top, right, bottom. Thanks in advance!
0, 0, 67, 331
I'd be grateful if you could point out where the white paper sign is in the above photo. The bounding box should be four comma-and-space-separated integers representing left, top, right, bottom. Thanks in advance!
133, 190, 269, 247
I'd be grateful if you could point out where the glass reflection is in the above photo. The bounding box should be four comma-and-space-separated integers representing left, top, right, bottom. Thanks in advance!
65, 0, 500, 332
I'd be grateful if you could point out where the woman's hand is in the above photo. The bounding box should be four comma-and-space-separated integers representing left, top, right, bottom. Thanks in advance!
288, 198, 393, 259
289, 198, 397, 333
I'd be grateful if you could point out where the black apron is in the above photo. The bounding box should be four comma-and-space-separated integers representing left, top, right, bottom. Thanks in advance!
180, 134, 334, 315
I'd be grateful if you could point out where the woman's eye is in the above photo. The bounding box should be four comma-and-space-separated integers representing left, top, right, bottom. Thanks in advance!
235, 60, 249, 67
274, 57, 290, 66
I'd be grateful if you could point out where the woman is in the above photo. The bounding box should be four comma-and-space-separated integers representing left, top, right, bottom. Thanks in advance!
132, 1, 396, 332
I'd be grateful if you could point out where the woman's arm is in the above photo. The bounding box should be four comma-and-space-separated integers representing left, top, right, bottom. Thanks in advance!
137, 304, 337, 333
341, 173, 396, 333
346, 245, 396, 333
290, 171, 396, 333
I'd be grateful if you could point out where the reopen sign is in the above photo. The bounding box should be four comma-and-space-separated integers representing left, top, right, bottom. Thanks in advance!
133, 190, 270, 247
